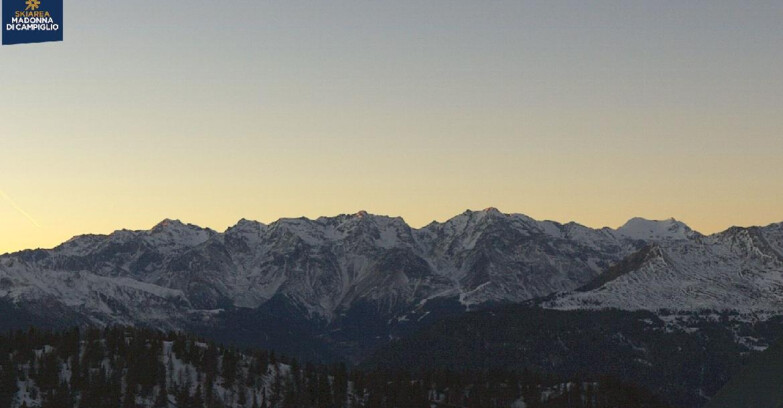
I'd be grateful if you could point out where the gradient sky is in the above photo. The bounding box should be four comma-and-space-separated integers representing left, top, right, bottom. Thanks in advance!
1, 1, 782, 254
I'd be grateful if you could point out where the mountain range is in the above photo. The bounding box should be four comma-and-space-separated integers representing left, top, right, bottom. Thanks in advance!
1, 209, 782, 359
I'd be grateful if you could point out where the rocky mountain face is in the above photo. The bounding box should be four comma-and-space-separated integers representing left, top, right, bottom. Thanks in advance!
0, 209, 623, 325
1, 209, 782, 358
545, 221, 783, 316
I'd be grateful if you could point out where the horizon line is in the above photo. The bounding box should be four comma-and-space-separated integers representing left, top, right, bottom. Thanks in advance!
4, 208, 781, 255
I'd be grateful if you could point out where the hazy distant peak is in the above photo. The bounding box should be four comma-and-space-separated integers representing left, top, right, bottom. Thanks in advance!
620, 216, 685, 228
616, 217, 697, 240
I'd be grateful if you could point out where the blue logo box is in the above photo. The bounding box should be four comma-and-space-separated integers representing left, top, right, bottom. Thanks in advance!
3, 0, 63, 45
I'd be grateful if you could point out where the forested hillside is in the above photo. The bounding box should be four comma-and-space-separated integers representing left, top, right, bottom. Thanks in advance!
705, 336, 783, 408
364, 307, 779, 407
0, 326, 671, 408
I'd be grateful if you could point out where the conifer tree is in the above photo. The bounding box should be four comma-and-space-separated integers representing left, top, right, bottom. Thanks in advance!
123, 383, 137, 408
260, 387, 268, 408
238, 382, 248, 407
317, 371, 332, 408
0, 352, 17, 408
155, 382, 169, 408
222, 349, 238, 388
193, 384, 205, 408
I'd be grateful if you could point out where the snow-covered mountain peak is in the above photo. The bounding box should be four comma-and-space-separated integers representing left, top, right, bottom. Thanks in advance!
459, 207, 502, 216
151, 218, 186, 230
341, 211, 389, 225
4, 209, 783, 335
55, 233, 108, 256
226, 218, 267, 238
456, 207, 506, 224
148, 219, 214, 248
474, 207, 505, 219
615, 217, 698, 241
230, 218, 267, 230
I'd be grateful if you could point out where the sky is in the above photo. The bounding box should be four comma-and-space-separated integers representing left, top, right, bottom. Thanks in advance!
1, 1, 782, 254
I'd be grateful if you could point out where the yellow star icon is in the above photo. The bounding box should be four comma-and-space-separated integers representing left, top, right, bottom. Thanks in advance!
25, 0, 41, 11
